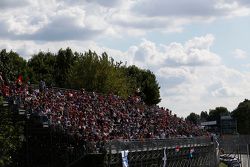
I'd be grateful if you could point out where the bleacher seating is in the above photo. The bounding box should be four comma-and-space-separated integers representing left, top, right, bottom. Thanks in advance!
0, 75, 206, 143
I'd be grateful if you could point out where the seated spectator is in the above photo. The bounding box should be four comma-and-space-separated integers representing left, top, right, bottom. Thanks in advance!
1, 71, 206, 143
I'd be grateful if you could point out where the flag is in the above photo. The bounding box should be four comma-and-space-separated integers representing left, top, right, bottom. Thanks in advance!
189, 148, 195, 158
16, 75, 23, 85
121, 150, 129, 167
175, 146, 180, 152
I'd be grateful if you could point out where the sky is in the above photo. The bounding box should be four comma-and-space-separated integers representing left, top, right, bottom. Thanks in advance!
0, 0, 250, 117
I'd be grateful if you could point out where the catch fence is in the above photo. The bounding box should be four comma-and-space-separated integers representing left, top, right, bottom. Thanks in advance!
219, 135, 250, 167
102, 138, 217, 167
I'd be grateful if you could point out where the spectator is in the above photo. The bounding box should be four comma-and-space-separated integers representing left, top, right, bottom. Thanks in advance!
39, 80, 46, 92
1, 71, 206, 142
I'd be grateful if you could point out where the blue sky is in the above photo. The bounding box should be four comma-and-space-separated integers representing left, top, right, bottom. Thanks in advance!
0, 0, 250, 116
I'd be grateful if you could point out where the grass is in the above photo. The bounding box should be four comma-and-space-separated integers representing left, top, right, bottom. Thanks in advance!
219, 162, 228, 167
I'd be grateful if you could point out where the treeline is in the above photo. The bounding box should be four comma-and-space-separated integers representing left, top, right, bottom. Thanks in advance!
0, 48, 161, 105
186, 100, 250, 134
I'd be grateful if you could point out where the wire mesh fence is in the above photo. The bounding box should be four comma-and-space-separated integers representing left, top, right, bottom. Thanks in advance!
105, 138, 217, 167
219, 135, 250, 167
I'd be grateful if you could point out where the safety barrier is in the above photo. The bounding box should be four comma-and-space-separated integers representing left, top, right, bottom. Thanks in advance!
219, 135, 250, 167
104, 138, 217, 167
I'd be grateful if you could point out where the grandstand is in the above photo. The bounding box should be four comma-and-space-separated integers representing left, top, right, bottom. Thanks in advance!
1, 78, 206, 141
0, 73, 219, 167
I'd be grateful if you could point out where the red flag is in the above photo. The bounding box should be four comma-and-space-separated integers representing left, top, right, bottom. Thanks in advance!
16, 75, 23, 85
175, 146, 180, 152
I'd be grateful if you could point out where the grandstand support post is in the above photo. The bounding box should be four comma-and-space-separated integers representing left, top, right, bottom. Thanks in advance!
237, 144, 239, 166
247, 144, 250, 167
50, 128, 53, 167
66, 131, 69, 166
107, 143, 111, 167
26, 117, 29, 167
238, 144, 241, 167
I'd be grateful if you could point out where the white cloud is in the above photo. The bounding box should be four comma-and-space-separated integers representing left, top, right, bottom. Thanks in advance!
0, 0, 106, 41
240, 0, 250, 5
244, 64, 250, 68
0, 33, 220, 67
27, 7, 103, 41
158, 65, 250, 116
233, 49, 247, 59
107, 0, 250, 36
133, 0, 221, 17
105, 34, 248, 116
0, 0, 249, 41
0, 40, 104, 60
132, 0, 250, 18
0, 0, 29, 9
185, 34, 214, 50
211, 86, 240, 97
126, 34, 220, 68
87, 0, 123, 7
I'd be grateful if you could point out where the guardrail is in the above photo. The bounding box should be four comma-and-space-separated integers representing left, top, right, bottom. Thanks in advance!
104, 139, 216, 167
106, 137, 212, 153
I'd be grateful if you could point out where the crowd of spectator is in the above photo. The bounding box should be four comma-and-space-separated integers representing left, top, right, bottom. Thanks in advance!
0, 73, 206, 142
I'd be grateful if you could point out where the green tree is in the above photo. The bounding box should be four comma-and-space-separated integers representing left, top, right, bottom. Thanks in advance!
97, 53, 132, 97
208, 107, 229, 128
0, 49, 27, 81
68, 50, 132, 98
54, 48, 76, 87
200, 111, 209, 122
1, 48, 161, 104
186, 112, 200, 125
68, 50, 100, 90
28, 51, 56, 85
124, 65, 161, 105
208, 107, 229, 120
232, 99, 250, 134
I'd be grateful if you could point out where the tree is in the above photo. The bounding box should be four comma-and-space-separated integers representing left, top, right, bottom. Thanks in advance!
68, 50, 132, 98
200, 111, 209, 122
68, 50, 101, 90
186, 112, 200, 125
0, 49, 27, 82
232, 99, 250, 134
1, 48, 161, 104
124, 65, 161, 105
28, 51, 56, 85
208, 107, 229, 128
208, 107, 229, 120
54, 48, 76, 87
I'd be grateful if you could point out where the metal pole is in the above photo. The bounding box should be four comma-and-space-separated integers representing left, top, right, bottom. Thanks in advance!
50, 128, 53, 167
237, 142, 241, 167
247, 144, 250, 167
26, 118, 29, 167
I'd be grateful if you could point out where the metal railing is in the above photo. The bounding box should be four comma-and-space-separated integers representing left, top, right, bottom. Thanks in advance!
105, 137, 212, 153
219, 135, 250, 167
105, 139, 216, 167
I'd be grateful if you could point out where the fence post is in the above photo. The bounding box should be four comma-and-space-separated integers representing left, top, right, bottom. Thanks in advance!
216, 142, 220, 167
247, 144, 250, 167
107, 143, 111, 167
